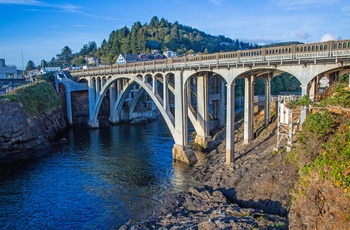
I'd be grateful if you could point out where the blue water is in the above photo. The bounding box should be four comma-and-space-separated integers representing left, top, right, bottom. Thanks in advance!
0, 119, 201, 229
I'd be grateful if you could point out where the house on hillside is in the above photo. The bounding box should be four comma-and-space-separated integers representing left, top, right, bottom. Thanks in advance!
44, 67, 61, 73
86, 57, 100, 65
0, 58, 18, 79
163, 50, 178, 58
138, 54, 149, 61
116, 54, 140, 64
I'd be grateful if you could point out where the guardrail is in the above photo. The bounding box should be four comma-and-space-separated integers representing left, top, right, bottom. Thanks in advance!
71, 39, 350, 75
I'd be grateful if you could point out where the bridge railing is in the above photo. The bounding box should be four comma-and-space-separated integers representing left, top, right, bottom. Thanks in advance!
71, 39, 350, 75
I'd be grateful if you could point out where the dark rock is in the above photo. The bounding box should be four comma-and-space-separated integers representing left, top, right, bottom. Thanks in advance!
0, 101, 66, 164
130, 116, 149, 125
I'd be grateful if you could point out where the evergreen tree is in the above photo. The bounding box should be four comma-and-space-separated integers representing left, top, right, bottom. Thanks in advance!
25, 60, 36, 71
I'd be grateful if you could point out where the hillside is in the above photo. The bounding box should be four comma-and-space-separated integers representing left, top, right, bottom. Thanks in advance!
288, 78, 350, 229
93, 16, 259, 64
43, 17, 259, 67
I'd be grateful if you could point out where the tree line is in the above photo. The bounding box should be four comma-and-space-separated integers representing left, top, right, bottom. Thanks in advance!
25, 16, 301, 95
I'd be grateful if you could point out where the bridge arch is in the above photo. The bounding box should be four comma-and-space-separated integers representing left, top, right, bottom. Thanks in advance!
88, 74, 178, 142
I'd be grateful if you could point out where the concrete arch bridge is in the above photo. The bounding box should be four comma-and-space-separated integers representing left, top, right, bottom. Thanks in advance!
67, 39, 350, 164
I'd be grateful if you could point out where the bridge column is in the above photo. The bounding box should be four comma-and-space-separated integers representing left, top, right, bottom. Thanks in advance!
309, 77, 317, 101
219, 81, 226, 127
244, 75, 254, 144
300, 84, 308, 125
264, 73, 272, 125
66, 90, 73, 125
108, 81, 118, 123
195, 72, 211, 147
226, 81, 235, 164
152, 75, 158, 94
172, 71, 197, 165
163, 75, 169, 111
110, 79, 123, 123
88, 82, 99, 128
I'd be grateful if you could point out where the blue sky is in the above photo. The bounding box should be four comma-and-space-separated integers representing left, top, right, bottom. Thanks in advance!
1, 0, 349, 68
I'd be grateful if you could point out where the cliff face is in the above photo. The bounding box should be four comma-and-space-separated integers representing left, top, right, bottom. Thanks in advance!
0, 101, 66, 163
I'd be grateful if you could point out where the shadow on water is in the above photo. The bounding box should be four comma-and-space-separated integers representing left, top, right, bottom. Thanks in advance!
0, 118, 202, 229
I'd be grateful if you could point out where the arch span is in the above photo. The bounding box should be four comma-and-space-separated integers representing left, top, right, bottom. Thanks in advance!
88, 74, 177, 142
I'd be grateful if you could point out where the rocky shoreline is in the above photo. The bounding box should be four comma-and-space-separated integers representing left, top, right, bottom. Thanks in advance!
120, 117, 298, 229
0, 101, 66, 165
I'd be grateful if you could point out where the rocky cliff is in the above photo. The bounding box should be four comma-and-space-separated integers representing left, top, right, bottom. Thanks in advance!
0, 100, 66, 164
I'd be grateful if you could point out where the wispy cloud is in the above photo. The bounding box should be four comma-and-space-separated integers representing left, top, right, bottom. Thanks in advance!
210, 0, 223, 5
275, 0, 339, 10
0, 0, 85, 14
0, 0, 44, 5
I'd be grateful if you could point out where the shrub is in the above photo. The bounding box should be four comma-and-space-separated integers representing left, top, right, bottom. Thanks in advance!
16, 82, 60, 117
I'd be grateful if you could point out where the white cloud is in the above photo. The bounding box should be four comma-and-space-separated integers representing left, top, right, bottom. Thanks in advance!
320, 34, 340, 42
0, 0, 43, 5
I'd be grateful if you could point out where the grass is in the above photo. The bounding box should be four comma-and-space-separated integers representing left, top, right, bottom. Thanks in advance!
1, 81, 60, 117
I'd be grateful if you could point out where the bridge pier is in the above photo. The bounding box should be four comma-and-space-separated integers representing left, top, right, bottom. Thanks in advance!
88, 119, 99, 128
226, 81, 235, 163
172, 144, 197, 165
194, 72, 211, 148
300, 84, 308, 124
65, 91, 73, 125
173, 71, 198, 164
244, 75, 254, 144
264, 73, 272, 125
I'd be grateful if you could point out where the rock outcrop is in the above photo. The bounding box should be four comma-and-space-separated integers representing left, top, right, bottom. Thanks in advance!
122, 117, 297, 229
0, 101, 66, 164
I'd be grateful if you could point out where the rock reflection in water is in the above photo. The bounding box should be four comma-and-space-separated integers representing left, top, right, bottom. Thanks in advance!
0, 118, 200, 229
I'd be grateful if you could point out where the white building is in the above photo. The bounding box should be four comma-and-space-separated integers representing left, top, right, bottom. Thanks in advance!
116, 54, 140, 64
44, 67, 61, 72
163, 50, 177, 58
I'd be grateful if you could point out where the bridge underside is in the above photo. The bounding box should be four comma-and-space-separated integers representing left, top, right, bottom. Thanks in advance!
68, 49, 350, 164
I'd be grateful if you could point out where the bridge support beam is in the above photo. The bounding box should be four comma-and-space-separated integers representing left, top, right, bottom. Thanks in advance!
163, 75, 169, 112
226, 81, 235, 164
300, 84, 308, 124
219, 81, 226, 127
264, 73, 272, 125
244, 75, 254, 144
195, 72, 211, 148
172, 71, 197, 164
309, 77, 318, 102
108, 81, 118, 123
65, 91, 73, 125
88, 80, 99, 128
